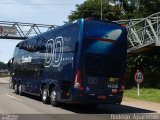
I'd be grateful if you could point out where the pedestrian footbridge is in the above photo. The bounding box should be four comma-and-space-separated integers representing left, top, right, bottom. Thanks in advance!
1, 12, 160, 54
118, 12, 160, 53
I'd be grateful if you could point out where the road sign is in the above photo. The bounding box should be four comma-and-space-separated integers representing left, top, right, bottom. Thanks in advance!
0, 26, 17, 35
134, 70, 144, 84
134, 70, 144, 96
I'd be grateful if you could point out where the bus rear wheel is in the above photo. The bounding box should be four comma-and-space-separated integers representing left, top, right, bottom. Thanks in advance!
50, 88, 59, 107
86, 104, 98, 108
42, 86, 49, 104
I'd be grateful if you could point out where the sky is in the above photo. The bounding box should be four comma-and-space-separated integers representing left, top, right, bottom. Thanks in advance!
0, 0, 86, 63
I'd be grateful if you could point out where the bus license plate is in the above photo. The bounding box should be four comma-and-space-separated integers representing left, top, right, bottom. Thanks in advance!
107, 83, 118, 88
97, 95, 106, 99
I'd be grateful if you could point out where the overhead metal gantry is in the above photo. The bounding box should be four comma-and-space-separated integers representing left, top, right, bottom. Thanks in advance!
0, 21, 58, 40
1, 12, 160, 54
117, 12, 160, 53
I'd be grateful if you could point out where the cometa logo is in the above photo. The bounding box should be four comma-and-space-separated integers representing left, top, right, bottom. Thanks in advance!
44, 36, 64, 67
21, 56, 32, 63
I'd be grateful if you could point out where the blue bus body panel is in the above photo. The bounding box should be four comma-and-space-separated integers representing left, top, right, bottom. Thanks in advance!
12, 21, 80, 96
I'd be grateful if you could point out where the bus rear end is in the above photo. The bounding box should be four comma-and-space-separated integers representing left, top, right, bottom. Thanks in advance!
71, 19, 127, 104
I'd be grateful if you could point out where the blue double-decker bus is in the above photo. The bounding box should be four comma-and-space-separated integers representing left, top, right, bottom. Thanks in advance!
9, 18, 127, 107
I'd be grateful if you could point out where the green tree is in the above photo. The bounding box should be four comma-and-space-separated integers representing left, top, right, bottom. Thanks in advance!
68, 0, 143, 21
68, 0, 121, 21
0, 61, 8, 70
109, 0, 140, 19
126, 49, 160, 88
137, 0, 160, 17
68, 0, 160, 21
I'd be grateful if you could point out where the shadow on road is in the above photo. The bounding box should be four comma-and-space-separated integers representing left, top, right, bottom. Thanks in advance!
59, 104, 156, 114
15, 92, 156, 114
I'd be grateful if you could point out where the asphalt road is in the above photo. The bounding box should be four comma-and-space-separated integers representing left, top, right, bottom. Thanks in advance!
0, 78, 159, 120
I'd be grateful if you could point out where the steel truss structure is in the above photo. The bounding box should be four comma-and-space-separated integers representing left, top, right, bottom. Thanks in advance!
1, 12, 160, 54
0, 21, 57, 40
118, 12, 160, 53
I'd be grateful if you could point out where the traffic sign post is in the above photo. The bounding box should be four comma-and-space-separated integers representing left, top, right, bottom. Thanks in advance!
134, 70, 144, 96
137, 83, 140, 96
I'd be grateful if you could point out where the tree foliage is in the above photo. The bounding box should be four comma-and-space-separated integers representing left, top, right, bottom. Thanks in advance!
126, 50, 160, 88
137, 0, 160, 17
68, 0, 160, 21
0, 61, 8, 70
68, 0, 121, 21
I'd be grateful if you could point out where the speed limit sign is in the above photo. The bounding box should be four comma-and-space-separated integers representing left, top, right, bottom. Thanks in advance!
134, 70, 144, 84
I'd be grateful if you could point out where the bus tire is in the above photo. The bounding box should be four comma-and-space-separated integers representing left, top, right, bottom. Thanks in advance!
117, 101, 122, 105
50, 88, 59, 107
14, 83, 19, 94
18, 84, 23, 96
87, 104, 97, 108
42, 86, 49, 104
116, 97, 122, 104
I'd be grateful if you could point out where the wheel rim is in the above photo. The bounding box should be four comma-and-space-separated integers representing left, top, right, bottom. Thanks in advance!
9, 78, 13, 87
43, 89, 47, 100
9, 82, 12, 87
15, 84, 17, 92
51, 90, 56, 102
19, 85, 21, 93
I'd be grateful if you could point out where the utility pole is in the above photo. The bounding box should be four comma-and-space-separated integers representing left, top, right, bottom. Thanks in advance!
101, 0, 103, 20
93, 0, 103, 20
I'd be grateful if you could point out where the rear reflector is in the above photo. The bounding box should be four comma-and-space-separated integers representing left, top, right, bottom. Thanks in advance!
112, 89, 117, 93
97, 95, 106, 99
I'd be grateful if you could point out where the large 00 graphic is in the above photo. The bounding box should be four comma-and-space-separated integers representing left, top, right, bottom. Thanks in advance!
44, 36, 64, 67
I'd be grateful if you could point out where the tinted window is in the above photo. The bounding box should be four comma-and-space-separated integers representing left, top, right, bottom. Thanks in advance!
13, 47, 19, 57
63, 23, 78, 52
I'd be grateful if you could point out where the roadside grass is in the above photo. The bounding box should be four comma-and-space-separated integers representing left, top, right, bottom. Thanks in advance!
0, 73, 10, 77
124, 87, 160, 103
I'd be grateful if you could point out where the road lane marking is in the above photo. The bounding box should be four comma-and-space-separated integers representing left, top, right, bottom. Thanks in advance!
6, 94, 22, 101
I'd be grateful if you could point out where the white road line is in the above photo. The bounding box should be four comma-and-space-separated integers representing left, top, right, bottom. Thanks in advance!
5, 94, 22, 101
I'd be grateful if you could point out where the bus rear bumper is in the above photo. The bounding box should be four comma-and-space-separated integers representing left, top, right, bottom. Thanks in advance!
63, 92, 123, 104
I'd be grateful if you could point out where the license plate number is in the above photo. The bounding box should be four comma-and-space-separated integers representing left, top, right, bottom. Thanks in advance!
108, 83, 118, 88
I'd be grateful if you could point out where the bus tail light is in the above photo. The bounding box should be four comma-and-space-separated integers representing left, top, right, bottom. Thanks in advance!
85, 18, 91, 21
74, 70, 84, 90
